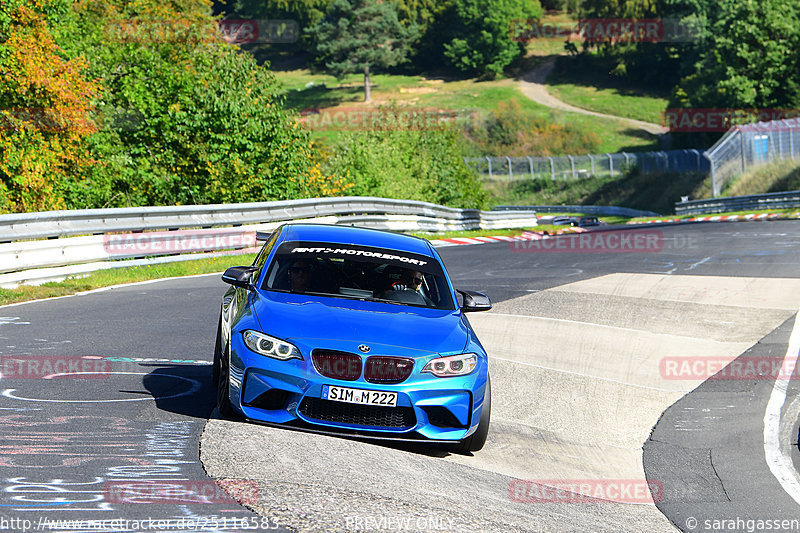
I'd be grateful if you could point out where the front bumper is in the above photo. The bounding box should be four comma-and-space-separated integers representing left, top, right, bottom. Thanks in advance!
227, 335, 488, 442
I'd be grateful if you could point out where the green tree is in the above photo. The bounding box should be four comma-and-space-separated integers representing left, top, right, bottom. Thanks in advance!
674, 0, 800, 110
306, 0, 418, 101
437, 0, 542, 78
226, 0, 332, 52
230, 0, 331, 27
574, 0, 711, 87
52, 0, 343, 208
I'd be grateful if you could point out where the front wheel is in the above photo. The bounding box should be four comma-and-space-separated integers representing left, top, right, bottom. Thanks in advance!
453, 375, 491, 454
213, 318, 236, 419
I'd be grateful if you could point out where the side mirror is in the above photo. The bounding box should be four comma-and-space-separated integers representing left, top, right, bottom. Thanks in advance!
222, 266, 257, 289
457, 289, 492, 313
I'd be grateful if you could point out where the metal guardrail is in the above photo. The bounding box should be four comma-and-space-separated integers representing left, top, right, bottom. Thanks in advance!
0, 197, 500, 241
0, 197, 538, 287
674, 191, 800, 215
493, 205, 660, 218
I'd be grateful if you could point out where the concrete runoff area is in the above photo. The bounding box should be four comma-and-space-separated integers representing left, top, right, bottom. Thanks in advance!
201, 273, 798, 531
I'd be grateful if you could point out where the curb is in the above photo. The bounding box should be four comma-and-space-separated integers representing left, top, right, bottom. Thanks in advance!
430, 227, 587, 247
628, 212, 800, 225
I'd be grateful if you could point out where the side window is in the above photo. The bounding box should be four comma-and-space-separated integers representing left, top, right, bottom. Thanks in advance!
251, 231, 279, 279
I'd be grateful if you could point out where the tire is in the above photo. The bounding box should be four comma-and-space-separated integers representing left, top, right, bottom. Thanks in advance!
212, 319, 222, 385
453, 375, 491, 454
213, 317, 236, 419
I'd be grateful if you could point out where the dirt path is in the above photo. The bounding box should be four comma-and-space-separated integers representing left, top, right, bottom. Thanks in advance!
518, 59, 669, 136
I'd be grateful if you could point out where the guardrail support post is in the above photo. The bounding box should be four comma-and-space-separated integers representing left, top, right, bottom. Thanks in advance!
739, 129, 746, 175
710, 162, 719, 197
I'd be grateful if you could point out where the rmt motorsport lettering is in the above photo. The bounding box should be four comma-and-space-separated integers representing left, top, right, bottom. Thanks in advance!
290, 247, 428, 266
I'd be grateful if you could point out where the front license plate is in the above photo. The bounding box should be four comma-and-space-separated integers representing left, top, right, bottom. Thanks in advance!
322, 385, 397, 407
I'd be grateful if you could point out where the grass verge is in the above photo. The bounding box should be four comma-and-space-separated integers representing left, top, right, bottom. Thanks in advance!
723, 160, 800, 197
278, 71, 659, 154
0, 254, 258, 307
485, 170, 711, 215
546, 55, 669, 125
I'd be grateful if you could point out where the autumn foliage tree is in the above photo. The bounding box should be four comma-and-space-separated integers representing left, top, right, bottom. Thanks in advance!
0, 0, 99, 212
60, 0, 349, 208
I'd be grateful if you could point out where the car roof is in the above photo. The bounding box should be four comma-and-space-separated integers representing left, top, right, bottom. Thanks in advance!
278, 223, 434, 256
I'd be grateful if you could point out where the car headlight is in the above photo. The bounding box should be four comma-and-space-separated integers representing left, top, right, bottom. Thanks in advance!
422, 353, 478, 377
243, 330, 302, 361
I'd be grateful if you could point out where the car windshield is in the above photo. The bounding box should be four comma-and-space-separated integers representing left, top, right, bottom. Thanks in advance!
261, 241, 456, 310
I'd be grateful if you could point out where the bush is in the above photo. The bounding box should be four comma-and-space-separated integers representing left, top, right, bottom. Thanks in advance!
462, 99, 601, 155
324, 126, 487, 208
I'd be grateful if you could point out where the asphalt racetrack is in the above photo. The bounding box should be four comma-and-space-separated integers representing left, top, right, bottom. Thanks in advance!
2, 221, 800, 532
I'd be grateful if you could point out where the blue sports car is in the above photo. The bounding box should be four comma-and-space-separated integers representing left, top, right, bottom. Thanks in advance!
214, 223, 492, 452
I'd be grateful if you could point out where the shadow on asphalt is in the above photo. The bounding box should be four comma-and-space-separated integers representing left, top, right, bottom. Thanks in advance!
144, 364, 216, 419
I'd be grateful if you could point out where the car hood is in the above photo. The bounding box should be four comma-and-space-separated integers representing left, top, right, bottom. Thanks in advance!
251, 291, 470, 358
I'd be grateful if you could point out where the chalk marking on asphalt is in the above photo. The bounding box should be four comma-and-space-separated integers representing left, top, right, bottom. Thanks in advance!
763, 310, 800, 505
491, 356, 677, 393
685, 256, 712, 271
1, 372, 201, 403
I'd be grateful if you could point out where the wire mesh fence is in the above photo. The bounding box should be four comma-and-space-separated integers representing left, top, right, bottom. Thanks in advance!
705, 118, 800, 197
465, 149, 709, 182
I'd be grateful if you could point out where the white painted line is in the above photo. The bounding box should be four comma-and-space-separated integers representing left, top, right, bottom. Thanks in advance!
763, 310, 800, 505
